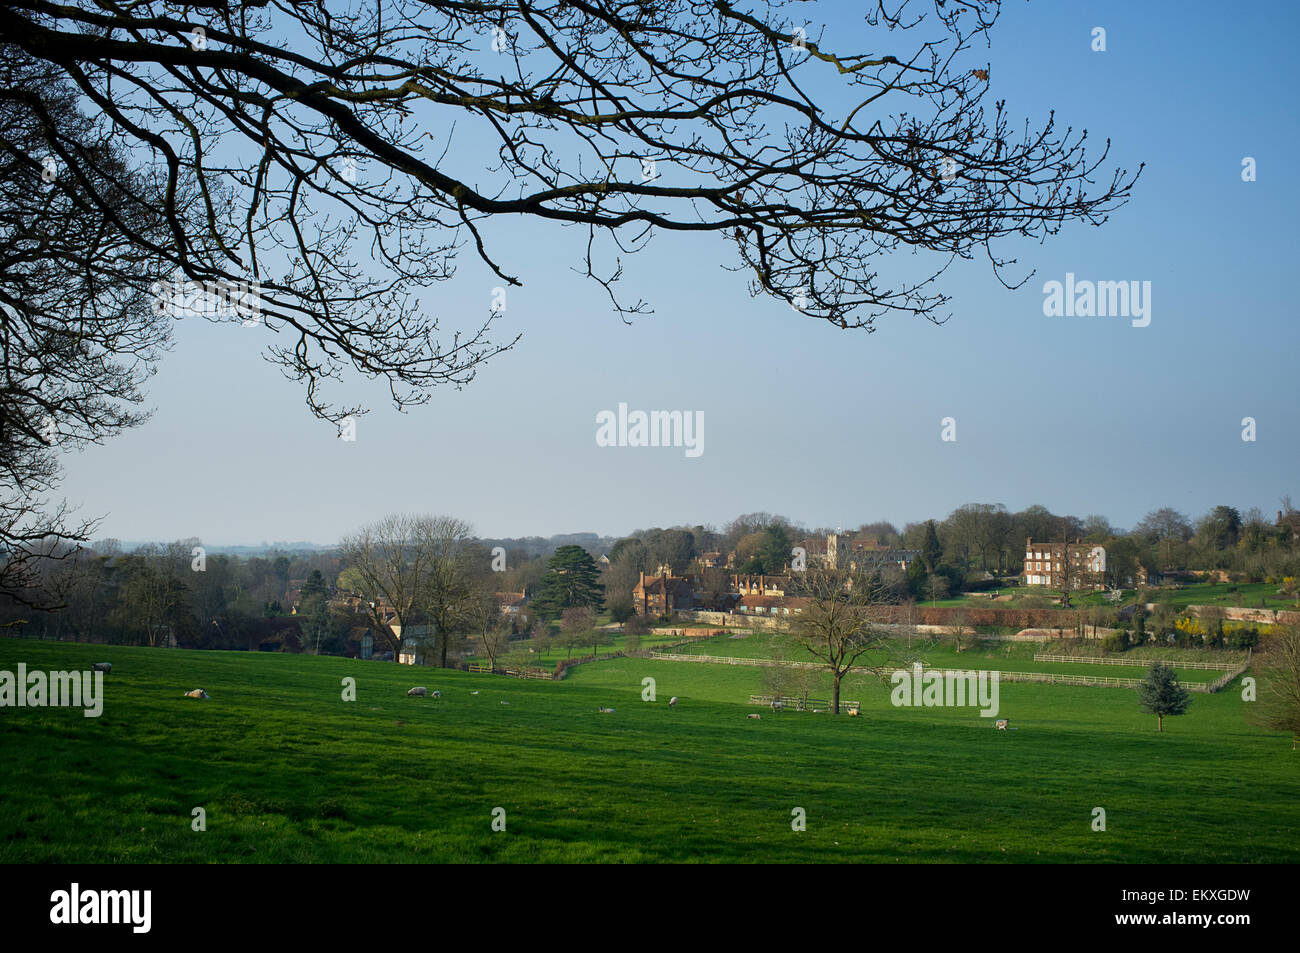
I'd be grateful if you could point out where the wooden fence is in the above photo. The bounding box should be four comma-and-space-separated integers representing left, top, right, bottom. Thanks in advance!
503, 667, 553, 680
749, 694, 860, 714
654, 653, 1247, 695
468, 662, 553, 680
1204, 663, 1251, 693
937, 667, 1246, 694
650, 651, 822, 669
1032, 653, 1242, 671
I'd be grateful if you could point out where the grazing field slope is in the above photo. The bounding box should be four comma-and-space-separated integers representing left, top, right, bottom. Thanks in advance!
0, 639, 1295, 863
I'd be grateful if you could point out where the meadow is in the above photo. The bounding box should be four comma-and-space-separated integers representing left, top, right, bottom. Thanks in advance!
667, 631, 1233, 685
930, 581, 1296, 611
0, 637, 1295, 863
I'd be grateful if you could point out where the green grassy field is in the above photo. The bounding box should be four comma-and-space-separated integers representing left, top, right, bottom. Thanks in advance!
667, 632, 1235, 684
1, 637, 1295, 863
469, 630, 683, 668
938, 581, 1296, 611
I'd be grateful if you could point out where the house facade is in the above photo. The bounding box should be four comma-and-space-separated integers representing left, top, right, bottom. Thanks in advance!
1022, 538, 1106, 589
633, 572, 695, 616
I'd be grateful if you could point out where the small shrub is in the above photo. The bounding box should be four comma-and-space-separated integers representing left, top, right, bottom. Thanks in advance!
1102, 632, 1128, 653
1228, 627, 1260, 651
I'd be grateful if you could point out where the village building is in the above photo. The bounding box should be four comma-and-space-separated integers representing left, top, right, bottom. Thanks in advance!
632, 572, 696, 616
1022, 538, 1106, 589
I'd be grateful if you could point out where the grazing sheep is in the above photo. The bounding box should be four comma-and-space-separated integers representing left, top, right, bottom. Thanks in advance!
747, 713, 761, 720
995, 719, 1009, 731
431, 690, 441, 699
470, 691, 480, 695
183, 689, 209, 700
407, 686, 428, 697
92, 662, 111, 674
847, 709, 860, 717
669, 697, 678, 707
771, 699, 783, 712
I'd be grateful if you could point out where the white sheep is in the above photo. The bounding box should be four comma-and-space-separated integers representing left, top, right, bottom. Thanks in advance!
407, 686, 428, 697
431, 690, 441, 699
184, 689, 209, 699
771, 699, 783, 712
996, 719, 1009, 731
92, 662, 112, 673
747, 713, 761, 720
669, 697, 678, 707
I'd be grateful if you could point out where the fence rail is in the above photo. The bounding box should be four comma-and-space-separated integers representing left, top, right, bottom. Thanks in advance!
652, 652, 1248, 694
1032, 653, 1241, 671
749, 694, 860, 714
946, 667, 1245, 694
650, 652, 821, 669
468, 662, 554, 680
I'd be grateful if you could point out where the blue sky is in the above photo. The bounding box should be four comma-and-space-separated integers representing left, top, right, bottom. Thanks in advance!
58, 0, 1300, 545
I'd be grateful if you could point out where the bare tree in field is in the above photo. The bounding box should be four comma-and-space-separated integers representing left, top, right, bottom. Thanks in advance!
467, 590, 511, 673
416, 516, 484, 668
1251, 623, 1300, 750
339, 514, 436, 662
785, 569, 893, 715
762, 647, 818, 711
950, 607, 973, 652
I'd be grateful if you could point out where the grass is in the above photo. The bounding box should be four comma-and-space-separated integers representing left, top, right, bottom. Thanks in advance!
1, 637, 1295, 863
666, 632, 1237, 683
940, 581, 1296, 611
476, 630, 683, 669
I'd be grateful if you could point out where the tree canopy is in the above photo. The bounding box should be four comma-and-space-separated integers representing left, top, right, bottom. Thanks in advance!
0, 0, 1139, 425
533, 545, 604, 616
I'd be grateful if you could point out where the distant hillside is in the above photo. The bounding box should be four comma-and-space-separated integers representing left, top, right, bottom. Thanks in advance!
97, 534, 618, 559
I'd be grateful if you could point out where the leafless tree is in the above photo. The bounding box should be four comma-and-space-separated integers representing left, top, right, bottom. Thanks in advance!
415, 515, 483, 667
0, 0, 1139, 425
339, 514, 436, 662
1251, 623, 1300, 750
467, 589, 511, 672
785, 568, 894, 714
0, 47, 172, 605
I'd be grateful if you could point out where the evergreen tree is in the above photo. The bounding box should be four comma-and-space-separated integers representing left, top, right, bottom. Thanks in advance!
921, 520, 943, 574
1137, 661, 1191, 733
533, 545, 605, 617
299, 570, 330, 653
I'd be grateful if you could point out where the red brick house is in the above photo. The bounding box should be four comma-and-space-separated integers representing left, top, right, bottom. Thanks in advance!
633, 572, 695, 616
